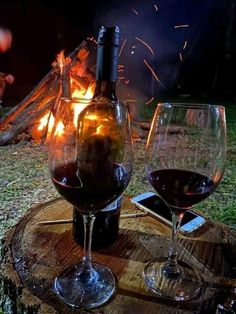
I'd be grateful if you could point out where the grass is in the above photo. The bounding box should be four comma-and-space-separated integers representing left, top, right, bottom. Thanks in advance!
0, 102, 235, 242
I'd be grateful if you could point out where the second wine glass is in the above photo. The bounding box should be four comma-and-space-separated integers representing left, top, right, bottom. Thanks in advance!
49, 97, 133, 308
144, 103, 226, 300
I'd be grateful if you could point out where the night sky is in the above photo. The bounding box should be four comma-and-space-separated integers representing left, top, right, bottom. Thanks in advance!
0, 0, 235, 105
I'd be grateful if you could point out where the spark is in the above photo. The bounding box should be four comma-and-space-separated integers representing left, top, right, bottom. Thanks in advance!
119, 39, 127, 57
125, 80, 130, 84
132, 8, 139, 15
86, 36, 97, 44
183, 40, 188, 50
118, 76, 125, 80
57, 50, 66, 75
179, 52, 183, 62
146, 96, 154, 104
154, 4, 159, 11
174, 24, 189, 29
143, 59, 166, 89
135, 37, 155, 56
118, 69, 124, 72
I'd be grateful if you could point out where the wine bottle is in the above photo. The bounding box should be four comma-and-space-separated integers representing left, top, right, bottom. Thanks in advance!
73, 25, 122, 250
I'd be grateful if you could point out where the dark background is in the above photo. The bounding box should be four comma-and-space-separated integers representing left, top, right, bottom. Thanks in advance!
0, 0, 235, 105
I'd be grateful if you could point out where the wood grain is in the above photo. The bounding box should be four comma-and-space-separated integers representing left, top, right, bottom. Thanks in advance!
1, 195, 236, 313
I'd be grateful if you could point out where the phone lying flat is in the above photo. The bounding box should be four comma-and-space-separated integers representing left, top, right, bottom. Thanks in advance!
131, 192, 206, 235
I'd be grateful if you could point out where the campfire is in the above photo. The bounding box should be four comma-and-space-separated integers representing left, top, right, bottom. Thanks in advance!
0, 36, 152, 145
0, 40, 97, 145
31, 61, 95, 142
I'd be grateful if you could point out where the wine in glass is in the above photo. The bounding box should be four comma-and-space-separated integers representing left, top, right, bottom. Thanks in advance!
48, 97, 133, 308
144, 103, 226, 300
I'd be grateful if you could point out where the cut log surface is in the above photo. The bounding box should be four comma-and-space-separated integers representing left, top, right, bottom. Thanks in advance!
1, 195, 236, 313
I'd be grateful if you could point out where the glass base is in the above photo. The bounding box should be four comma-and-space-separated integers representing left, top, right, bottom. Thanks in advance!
143, 258, 202, 301
54, 262, 116, 309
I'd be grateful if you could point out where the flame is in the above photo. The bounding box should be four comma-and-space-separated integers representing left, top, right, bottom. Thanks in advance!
86, 114, 98, 121
37, 112, 64, 138
57, 50, 66, 74
54, 121, 65, 136
38, 112, 55, 132
35, 50, 96, 140
72, 83, 95, 127
35, 81, 95, 139
96, 125, 103, 135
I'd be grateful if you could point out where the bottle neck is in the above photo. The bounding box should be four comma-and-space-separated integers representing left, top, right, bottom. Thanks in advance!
93, 80, 117, 101
94, 26, 119, 101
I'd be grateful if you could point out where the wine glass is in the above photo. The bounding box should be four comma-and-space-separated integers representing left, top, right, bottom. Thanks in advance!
48, 97, 133, 308
144, 103, 226, 301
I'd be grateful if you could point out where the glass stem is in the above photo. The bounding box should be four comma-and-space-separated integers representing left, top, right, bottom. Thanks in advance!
79, 213, 96, 282
163, 210, 183, 279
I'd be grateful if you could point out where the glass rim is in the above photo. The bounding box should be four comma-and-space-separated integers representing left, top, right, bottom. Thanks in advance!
157, 102, 225, 110
60, 96, 92, 103
72, 97, 92, 103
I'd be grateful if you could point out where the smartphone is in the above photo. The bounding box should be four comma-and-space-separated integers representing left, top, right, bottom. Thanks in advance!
131, 192, 206, 235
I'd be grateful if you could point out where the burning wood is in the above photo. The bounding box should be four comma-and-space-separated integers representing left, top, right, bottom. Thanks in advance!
0, 36, 147, 145
0, 40, 96, 145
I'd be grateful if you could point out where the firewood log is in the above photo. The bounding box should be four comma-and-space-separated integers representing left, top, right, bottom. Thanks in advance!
0, 99, 54, 145
0, 41, 89, 130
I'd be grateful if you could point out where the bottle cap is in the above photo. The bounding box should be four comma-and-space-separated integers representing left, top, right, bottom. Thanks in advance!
97, 26, 120, 47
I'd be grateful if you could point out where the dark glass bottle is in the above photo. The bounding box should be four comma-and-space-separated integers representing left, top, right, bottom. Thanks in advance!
73, 26, 122, 250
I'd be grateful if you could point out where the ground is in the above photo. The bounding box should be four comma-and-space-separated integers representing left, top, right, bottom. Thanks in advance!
0, 103, 236, 240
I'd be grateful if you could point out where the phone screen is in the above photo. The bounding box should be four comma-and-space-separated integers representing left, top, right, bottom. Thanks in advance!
137, 195, 198, 226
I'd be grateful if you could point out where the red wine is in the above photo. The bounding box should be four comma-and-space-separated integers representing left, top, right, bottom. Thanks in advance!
149, 169, 216, 211
51, 162, 129, 212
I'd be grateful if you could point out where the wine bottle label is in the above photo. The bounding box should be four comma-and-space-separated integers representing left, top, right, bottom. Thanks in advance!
101, 195, 122, 212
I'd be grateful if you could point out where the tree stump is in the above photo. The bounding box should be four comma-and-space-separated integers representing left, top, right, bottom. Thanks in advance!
1, 196, 236, 313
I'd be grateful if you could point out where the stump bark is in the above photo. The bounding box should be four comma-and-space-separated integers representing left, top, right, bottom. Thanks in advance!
1, 196, 236, 313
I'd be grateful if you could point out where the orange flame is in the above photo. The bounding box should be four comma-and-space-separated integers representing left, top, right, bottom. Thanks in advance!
37, 112, 65, 138
57, 50, 66, 74
96, 125, 103, 135
54, 121, 65, 136
72, 83, 95, 127
35, 49, 96, 140
36, 83, 95, 139
38, 112, 55, 133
